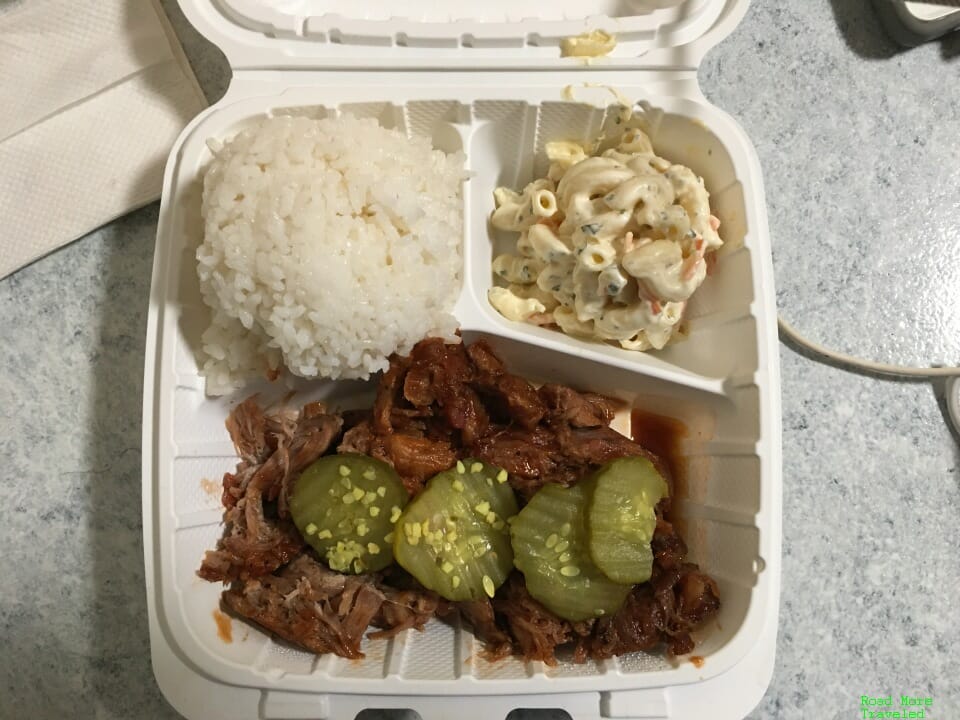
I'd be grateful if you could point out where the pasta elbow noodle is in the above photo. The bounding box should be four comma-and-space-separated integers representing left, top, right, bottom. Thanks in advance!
618, 128, 654, 155
493, 254, 544, 284
531, 189, 558, 218
579, 241, 616, 271
528, 223, 570, 262
488, 117, 722, 347
488, 287, 546, 322
491, 179, 554, 232
508, 282, 560, 312
598, 265, 629, 296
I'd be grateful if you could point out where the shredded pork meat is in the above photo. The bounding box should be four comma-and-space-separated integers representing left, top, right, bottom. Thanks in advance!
337, 337, 666, 500
198, 337, 720, 664
198, 398, 342, 583
223, 555, 448, 658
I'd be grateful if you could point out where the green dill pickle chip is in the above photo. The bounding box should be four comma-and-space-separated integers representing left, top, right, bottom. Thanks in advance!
393, 459, 518, 601
290, 454, 407, 574
586, 457, 669, 584
511, 483, 631, 621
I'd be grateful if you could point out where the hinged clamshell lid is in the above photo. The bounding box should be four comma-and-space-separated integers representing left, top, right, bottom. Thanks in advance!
178, 0, 750, 70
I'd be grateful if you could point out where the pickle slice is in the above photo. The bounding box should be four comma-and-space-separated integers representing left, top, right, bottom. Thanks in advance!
586, 457, 668, 584
290, 454, 407, 574
394, 459, 518, 601
511, 482, 631, 621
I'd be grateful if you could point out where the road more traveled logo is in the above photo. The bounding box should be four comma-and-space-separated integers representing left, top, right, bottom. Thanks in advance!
861, 694, 934, 718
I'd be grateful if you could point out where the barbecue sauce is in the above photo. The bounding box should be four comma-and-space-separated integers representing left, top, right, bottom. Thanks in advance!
630, 409, 687, 498
213, 609, 233, 643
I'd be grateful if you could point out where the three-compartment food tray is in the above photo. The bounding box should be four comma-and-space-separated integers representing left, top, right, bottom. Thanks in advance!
141, 1, 782, 718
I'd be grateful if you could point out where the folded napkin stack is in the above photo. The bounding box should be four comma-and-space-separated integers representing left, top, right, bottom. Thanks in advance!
0, 0, 207, 278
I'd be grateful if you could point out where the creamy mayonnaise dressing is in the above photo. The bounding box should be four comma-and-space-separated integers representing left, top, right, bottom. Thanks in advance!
488, 125, 721, 351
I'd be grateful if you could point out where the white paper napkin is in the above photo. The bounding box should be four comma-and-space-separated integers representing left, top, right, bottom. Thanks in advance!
0, 0, 207, 279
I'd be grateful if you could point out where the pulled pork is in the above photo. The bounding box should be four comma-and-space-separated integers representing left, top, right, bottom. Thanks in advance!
198, 338, 720, 664
198, 398, 342, 583
338, 337, 667, 500
224, 555, 448, 658
578, 513, 721, 660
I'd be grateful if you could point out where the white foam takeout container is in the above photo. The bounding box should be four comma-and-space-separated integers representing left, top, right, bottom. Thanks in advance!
142, 1, 781, 718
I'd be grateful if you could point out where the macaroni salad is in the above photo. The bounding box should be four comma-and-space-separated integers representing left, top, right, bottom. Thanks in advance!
489, 127, 722, 351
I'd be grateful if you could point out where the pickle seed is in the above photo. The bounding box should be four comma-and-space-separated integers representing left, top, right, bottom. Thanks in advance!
554, 540, 570, 554
452, 479, 464, 492
441, 561, 454, 574
327, 539, 364, 573
546, 533, 559, 548
368, 543, 381, 555
475, 501, 491, 515
452, 576, 461, 589
471, 462, 483, 473
456, 461, 466, 474
558, 552, 572, 563
352, 487, 365, 501
496, 469, 508, 484
390, 506, 402, 523
317, 529, 333, 539
560, 565, 580, 577
305, 523, 317, 535
338, 465, 351, 477
363, 468, 376, 481
369, 506, 381, 517
342, 493, 355, 505
376, 486, 387, 497
482, 575, 496, 598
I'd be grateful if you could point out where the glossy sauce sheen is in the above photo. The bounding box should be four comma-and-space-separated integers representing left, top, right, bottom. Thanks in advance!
630, 409, 687, 496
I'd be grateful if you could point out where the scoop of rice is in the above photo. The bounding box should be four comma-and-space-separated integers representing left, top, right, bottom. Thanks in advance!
196, 114, 465, 395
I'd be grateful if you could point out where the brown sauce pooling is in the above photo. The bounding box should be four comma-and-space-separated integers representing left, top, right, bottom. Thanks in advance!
213, 609, 233, 643
630, 409, 687, 498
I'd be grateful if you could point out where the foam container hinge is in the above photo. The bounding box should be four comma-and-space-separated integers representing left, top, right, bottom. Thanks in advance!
142, 2, 780, 719
179, 0, 746, 68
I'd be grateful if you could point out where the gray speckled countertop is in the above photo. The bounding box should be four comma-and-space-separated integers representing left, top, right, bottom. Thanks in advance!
2, 2, 958, 719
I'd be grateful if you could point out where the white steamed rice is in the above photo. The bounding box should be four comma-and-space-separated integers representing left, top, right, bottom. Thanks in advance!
196, 114, 465, 395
